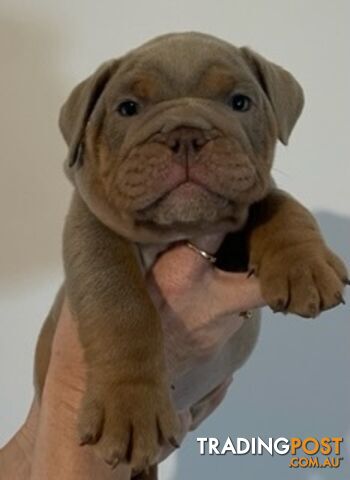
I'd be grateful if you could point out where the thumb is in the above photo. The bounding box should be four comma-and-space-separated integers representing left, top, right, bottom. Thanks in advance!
150, 233, 225, 293
203, 270, 265, 317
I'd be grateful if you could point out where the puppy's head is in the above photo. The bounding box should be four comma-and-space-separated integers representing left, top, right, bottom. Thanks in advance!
60, 32, 304, 242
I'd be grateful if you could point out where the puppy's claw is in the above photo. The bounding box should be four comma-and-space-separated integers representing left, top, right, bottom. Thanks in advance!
143, 465, 150, 476
111, 458, 120, 470
272, 298, 287, 313
105, 452, 120, 469
168, 436, 180, 449
247, 268, 255, 278
79, 433, 94, 446
335, 292, 346, 305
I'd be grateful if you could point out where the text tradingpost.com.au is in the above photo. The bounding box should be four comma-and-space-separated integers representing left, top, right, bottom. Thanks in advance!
196, 436, 344, 469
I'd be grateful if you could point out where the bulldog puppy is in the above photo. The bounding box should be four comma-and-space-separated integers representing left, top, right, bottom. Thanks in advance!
34, 32, 347, 479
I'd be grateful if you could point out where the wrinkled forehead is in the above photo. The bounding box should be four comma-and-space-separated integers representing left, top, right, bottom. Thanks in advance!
109, 35, 255, 99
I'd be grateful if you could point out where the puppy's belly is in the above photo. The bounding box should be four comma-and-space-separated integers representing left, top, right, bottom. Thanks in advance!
172, 311, 260, 411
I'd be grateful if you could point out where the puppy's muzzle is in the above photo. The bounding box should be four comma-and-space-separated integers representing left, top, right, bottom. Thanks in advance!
166, 127, 208, 155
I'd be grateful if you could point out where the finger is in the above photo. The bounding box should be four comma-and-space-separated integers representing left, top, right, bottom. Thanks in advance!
190, 376, 233, 431
188, 232, 226, 258
150, 234, 225, 290
203, 270, 265, 317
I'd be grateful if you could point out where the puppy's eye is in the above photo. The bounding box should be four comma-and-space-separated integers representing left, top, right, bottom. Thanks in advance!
117, 100, 140, 117
231, 94, 252, 112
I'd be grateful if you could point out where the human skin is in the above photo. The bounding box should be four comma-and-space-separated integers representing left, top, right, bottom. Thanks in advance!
0, 241, 264, 480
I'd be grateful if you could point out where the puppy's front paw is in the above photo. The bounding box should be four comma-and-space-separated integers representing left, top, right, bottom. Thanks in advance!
78, 380, 179, 470
255, 243, 348, 318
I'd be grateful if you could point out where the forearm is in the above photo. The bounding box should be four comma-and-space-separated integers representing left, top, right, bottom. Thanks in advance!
30, 301, 131, 480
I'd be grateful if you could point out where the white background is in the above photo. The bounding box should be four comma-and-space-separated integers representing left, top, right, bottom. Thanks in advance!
0, 1, 349, 478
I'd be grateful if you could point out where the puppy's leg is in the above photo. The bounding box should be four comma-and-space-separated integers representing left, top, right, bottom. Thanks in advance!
247, 189, 348, 317
63, 193, 178, 471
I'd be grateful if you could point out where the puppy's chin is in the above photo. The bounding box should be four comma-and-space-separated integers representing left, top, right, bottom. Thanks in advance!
135, 182, 247, 234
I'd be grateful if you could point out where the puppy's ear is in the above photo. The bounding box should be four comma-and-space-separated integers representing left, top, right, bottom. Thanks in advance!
59, 60, 119, 168
240, 47, 304, 145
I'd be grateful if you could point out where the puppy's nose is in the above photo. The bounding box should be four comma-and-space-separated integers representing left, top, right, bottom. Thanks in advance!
165, 127, 208, 155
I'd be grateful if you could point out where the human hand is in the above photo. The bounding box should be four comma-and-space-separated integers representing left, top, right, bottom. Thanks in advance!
148, 235, 264, 377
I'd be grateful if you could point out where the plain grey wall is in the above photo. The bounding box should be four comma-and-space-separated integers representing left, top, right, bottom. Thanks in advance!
0, 1, 349, 479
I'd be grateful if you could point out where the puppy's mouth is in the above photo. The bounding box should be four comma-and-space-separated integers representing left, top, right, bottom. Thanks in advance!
134, 154, 257, 212
135, 179, 233, 227
150, 180, 230, 208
